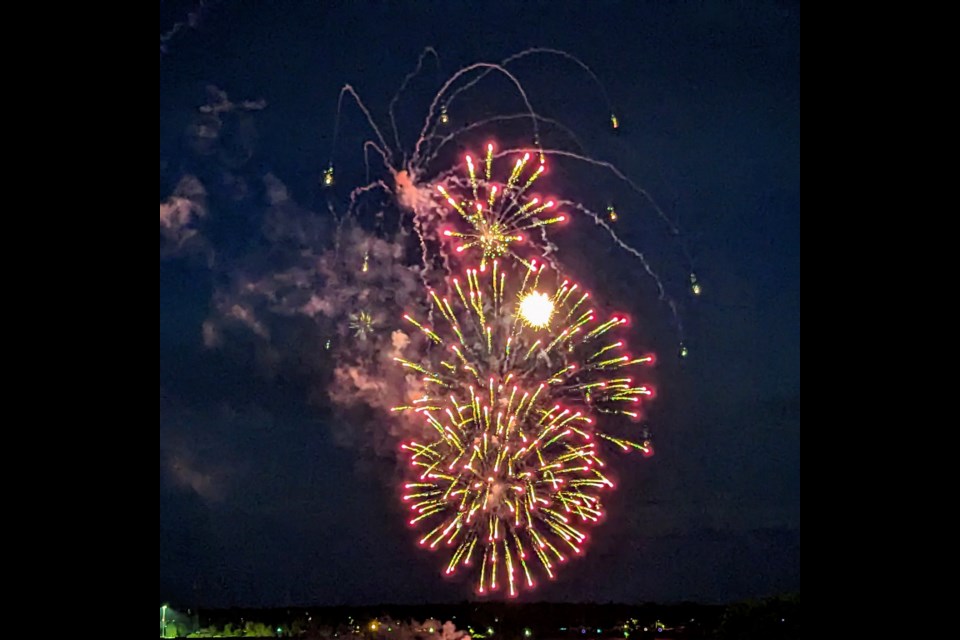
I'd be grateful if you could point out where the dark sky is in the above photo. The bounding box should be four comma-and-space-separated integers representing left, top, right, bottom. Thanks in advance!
160, 0, 799, 608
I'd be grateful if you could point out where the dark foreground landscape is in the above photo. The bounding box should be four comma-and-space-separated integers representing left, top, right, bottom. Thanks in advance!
159, 596, 799, 639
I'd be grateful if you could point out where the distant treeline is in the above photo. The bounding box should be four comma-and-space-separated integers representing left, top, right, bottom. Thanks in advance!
161, 594, 798, 640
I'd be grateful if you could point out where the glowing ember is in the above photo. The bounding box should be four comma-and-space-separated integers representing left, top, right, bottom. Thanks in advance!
518, 291, 554, 329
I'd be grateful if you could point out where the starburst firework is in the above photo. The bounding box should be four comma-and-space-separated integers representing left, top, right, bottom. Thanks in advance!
438, 144, 566, 271
393, 260, 655, 595
349, 310, 375, 340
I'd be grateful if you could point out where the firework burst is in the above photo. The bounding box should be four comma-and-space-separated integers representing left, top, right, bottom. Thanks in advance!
437, 144, 566, 271
323, 48, 692, 349
349, 309, 376, 340
393, 260, 655, 595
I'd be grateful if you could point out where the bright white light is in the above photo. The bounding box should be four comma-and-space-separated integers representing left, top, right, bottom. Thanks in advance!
518, 291, 554, 329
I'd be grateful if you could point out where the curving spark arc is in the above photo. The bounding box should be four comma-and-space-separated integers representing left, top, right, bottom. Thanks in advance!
393, 260, 655, 596
437, 144, 566, 272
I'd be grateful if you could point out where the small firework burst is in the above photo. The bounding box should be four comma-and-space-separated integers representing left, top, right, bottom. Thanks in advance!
349, 310, 376, 340
438, 144, 566, 271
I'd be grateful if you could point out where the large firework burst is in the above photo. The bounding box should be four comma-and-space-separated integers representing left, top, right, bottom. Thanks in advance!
393, 260, 655, 595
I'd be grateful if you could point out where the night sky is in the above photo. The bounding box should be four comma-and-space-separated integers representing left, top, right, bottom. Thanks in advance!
160, 1, 799, 608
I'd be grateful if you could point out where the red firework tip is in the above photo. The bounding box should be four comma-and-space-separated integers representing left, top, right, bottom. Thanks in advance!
523, 153, 530, 161
443, 230, 452, 236
531, 198, 539, 205
465, 155, 473, 163
546, 200, 555, 208
558, 215, 566, 222
480, 263, 486, 272
487, 143, 494, 152
456, 246, 465, 253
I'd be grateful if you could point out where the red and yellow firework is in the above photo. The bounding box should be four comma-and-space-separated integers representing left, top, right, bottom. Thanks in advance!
437, 144, 566, 271
393, 260, 655, 595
